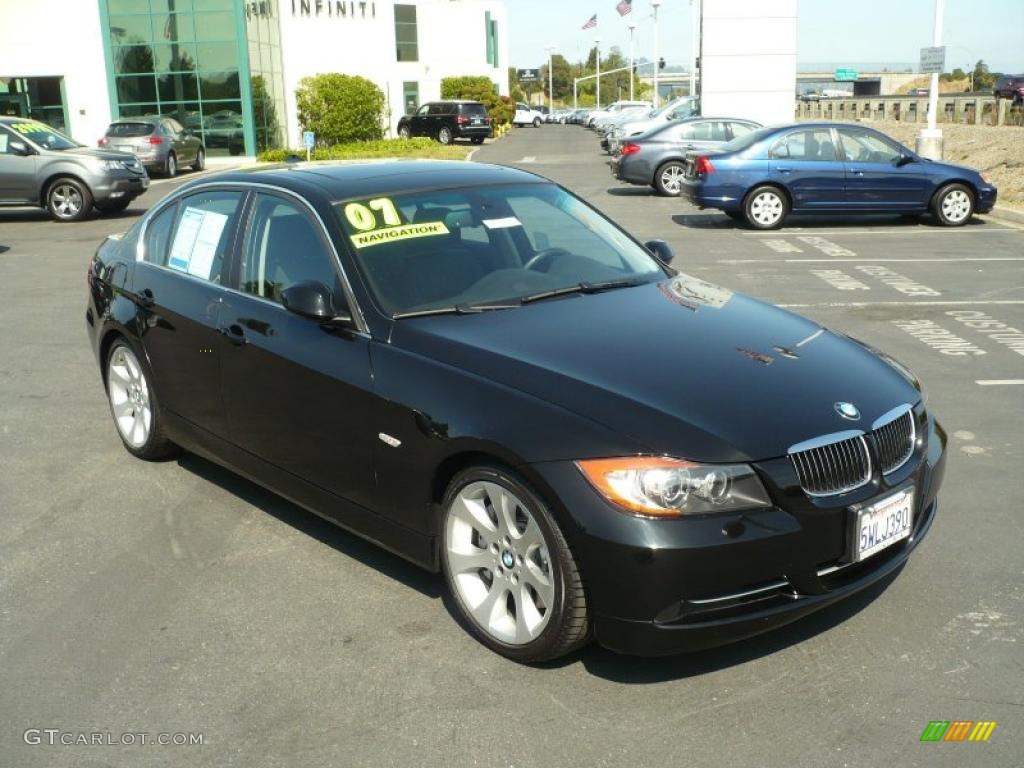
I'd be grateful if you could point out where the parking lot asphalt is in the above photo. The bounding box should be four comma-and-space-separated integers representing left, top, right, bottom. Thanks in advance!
2, 128, 1022, 768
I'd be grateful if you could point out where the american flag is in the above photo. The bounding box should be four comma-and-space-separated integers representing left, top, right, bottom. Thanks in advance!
615, 0, 633, 16
581, 13, 597, 29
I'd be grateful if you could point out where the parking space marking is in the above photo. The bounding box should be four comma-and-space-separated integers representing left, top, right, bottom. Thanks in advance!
762, 239, 803, 254
779, 299, 1024, 308
796, 236, 856, 257
741, 228, 1015, 236
976, 379, 1024, 385
892, 319, 987, 356
945, 310, 1024, 357
855, 265, 941, 296
719, 257, 1024, 264
809, 269, 871, 291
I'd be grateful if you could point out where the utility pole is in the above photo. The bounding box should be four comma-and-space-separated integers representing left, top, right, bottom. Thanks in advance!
917, 0, 945, 159
689, 0, 698, 97
545, 45, 555, 108
628, 24, 636, 101
595, 38, 601, 108
651, 1, 662, 107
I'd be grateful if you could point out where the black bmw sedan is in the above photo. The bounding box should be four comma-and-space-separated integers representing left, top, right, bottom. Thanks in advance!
86, 160, 945, 662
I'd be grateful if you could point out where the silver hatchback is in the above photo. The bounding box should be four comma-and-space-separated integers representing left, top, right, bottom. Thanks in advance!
100, 117, 205, 177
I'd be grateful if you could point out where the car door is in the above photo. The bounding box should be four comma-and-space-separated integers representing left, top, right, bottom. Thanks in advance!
836, 126, 933, 210
0, 126, 39, 201
409, 103, 431, 136
164, 119, 193, 165
768, 127, 846, 210
133, 188, 247, 436
218, 191, 378, 511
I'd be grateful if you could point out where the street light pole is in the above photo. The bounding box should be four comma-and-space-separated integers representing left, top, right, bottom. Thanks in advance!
689, 0, 698, 97
917, 0, 945, 159
545, 45, 555, 109
595, 38, 601, 108
651, 1, 662, 108
628, 24, 636, 101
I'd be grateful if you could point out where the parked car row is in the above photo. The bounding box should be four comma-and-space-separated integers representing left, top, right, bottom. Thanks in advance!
567, 99, 999, 229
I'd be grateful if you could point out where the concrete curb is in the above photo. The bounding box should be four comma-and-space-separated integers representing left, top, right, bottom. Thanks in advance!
987, 204, 1024, 227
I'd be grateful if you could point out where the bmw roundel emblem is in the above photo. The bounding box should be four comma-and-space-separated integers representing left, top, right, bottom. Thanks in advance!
834, 401, 861, 421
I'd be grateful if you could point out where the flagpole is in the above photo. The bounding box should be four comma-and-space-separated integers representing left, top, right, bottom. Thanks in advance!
628, 24, 635, 101
651, 0, 661, 108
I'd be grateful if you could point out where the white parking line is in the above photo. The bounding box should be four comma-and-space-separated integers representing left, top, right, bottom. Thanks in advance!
148, 167, 240, 185
719, 257, 1024, 264
741, 228, 1015, 236
778, 300, 1024, 309
975, 380, 1024, 386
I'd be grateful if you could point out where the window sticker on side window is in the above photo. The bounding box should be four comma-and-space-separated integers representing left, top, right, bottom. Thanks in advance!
0, 133, 8, 153
167, 206, 228, 278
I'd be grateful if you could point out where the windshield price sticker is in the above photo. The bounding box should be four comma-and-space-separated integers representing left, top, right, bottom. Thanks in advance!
10, 121, 47, 134
345, 197, 451, 248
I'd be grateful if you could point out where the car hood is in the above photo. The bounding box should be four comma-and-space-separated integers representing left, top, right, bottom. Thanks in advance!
916, 158, 986, 182
52, 146, 139, 163
390, 277, 921, 463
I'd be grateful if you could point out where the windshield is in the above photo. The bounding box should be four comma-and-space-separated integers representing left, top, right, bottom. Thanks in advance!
106, 122, 155, 137
720, 126, 775, 154
336, 183, 665, 316
7, 120, 79, 150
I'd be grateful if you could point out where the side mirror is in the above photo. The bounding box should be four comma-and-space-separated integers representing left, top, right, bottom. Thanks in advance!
280, 281, 354, 329
9, 139, 34, 156
895, 153, 915, 167
645, 239, 675, 265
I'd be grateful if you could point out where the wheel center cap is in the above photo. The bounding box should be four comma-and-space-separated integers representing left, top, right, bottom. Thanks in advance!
501, 550, 515, 569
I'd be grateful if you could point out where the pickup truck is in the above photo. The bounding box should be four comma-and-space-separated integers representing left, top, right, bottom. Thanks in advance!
513, 102, 545, 127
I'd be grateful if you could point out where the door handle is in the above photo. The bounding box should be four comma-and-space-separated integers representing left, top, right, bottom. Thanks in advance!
219, 323, 247, 346
135, 288, 154, 308
776, 167, 792, 174
851, 170, 865, 176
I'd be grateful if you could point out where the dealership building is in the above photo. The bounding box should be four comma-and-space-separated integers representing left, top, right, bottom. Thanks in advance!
0, 0, 508, 157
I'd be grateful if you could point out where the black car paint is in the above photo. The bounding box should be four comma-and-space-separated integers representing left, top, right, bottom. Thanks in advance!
86, 161, 945, 655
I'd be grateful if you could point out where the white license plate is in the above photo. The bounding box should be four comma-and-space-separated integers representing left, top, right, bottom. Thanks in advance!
471, 118, 482, 124
115, 144, 133, 152
854, 488, 914, 562
142, 178, 150, 189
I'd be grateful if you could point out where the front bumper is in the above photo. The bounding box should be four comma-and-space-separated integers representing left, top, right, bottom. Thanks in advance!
91, 173, 150, 204
976, 185, 998, 214
526, 411, 946, 655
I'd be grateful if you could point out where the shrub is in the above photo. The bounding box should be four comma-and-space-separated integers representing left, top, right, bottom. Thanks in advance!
440, 75, 514, 128
257, 138, 470, 163
295, 73, 385, 144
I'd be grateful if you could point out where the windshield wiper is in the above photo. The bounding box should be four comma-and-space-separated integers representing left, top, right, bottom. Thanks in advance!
520, 277, 648, 304
392, 302, 518, 319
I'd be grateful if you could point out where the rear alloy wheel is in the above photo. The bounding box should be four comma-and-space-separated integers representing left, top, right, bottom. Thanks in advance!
106, 341, 179, 460
442, 466, 589, 662
398, 125, 411, 139
933, 183, 974, 226
192, 147, 205, 171
164, 152, 177, 178
654, 161, 686, 196
744, 185, 789, 230
46, 178, 93, 222
437, 126, 453, 145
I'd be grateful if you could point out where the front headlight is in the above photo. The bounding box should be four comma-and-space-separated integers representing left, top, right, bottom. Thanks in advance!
577, 457, 772, 518
980, 172, 993, 184
100, 159, 127, 171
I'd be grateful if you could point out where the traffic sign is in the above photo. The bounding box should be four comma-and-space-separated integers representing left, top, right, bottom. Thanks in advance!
303, 131, 315, 149
517, 68, 540, 83
920, 46, 946, 74
834, 68, 858, 82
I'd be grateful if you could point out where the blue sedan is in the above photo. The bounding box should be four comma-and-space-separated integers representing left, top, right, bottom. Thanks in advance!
681, 122, 998, 229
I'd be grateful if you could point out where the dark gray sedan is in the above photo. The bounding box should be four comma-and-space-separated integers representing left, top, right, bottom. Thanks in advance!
100, 117, 205, 178
611, 117, 761, 196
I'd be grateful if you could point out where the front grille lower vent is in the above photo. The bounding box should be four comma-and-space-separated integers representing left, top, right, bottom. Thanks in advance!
789, 432, 871, 496
872, 406, 916, 474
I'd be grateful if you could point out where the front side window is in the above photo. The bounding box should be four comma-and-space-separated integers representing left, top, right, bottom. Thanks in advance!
5, 120, 78, 150
836, 128, 904, 163
769, 129, 838, 161
156, 190, 243, 283
403, 82, 420, 115
240, 194, 342, 305
336, 184, 665, 316
394, 4, 418, 62
728, 122, 757, 139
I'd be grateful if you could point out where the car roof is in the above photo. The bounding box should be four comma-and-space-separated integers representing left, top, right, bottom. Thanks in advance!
182, 160, 548, 202
109, 117, 161, 124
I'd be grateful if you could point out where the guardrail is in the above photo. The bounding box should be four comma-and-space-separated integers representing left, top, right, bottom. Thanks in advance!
796, 96, 1024, 127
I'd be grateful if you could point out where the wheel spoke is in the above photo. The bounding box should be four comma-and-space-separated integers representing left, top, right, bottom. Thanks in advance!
447, 546, 492, 574
515, 582, 546, 642
513, 515, 544, 550
482, 482, 516, 535
471, 582, 507, 627
449, 492, 497, 534
112, 399, 134, 419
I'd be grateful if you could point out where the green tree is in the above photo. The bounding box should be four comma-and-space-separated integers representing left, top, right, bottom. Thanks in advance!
540, 53, 574, 102
251, 75, 281, 152
295, 73, 385, 144
972, 60, 1000, 91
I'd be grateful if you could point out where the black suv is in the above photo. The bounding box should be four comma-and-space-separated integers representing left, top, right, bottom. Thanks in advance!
396, 101, 491, 145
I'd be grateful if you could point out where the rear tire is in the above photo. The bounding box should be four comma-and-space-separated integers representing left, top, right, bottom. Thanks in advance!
164, 152, 177, 178
46, 177, 93, 222
471, 136, 485, 145
191, 147, 205, 171
932, 183, 974, 226
533, 117, 541, 127
744, 185, 789, 230
653, 161, 686, 196
441, 464, 589, 663
105, 340, 179, 461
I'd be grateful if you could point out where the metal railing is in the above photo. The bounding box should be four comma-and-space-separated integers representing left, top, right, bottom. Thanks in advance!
796, 95, 1024, 127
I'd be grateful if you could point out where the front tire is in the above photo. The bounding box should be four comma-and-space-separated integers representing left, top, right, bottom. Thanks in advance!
437, 126, 453, 145
932, 183, 974, 226
46, 177, 93, 222
105, 340, 179, 460
654, 161, 686, 196
471, 136, 485, 145
744, 185, 789, 230
533, 117, 541, 127
398, 125, 411, 139
441, 465, 589, 663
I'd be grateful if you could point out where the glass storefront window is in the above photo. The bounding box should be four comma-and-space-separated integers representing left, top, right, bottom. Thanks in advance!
116, 74, 158, 104
198, 71, 240, 101
158, 72, 199, 102
107, 14, 154, 46
197, 42, 238, 71
194, 12, 236, 41
394, 4, 418, 62
151, 43, 198, 72
114, 44, 156, 75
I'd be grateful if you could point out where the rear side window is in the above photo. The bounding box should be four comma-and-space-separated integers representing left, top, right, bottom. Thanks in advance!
107, 122, 153, 137
770, 129, 838, 161
728, 122, 757, 139
147, 190, 244, 283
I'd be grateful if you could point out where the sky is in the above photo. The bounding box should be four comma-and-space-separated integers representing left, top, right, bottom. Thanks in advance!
505, 0, 1024, 75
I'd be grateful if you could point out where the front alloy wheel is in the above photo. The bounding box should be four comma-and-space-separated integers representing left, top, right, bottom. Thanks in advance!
933, 183, 974, 226
47, 179, 92, 222
442, 466, 589, 662
398, 125, 411, 139
745, 185, 788, 229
